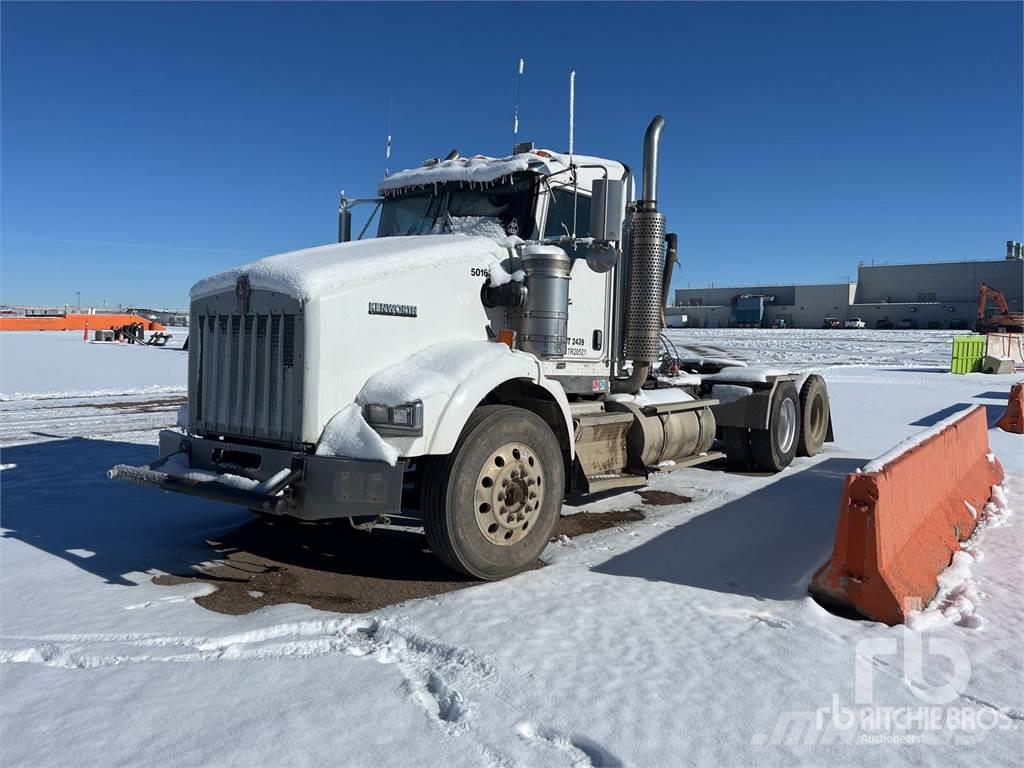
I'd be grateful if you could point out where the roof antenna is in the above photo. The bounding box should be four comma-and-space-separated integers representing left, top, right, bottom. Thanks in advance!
568, 67, 576, 166
569, 67, 578, 238
384, 99, 393, 178
512, 57, 525, 153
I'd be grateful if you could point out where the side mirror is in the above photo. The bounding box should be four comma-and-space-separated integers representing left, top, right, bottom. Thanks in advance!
590, 179, 626, 242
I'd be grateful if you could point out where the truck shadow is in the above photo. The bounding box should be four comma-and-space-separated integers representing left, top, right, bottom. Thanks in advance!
593, 457, 864, 600
1, 437, 648, 615
1, 437, 252, 587
0, 438, 477, 601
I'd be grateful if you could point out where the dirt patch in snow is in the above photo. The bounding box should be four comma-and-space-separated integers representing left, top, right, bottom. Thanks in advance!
153, 519, 477, 615
21, 396, 186, 414
155, 502, 657, 615
636, 489, 693, 506
86, 396, 187, 413
552, 508, 646, 538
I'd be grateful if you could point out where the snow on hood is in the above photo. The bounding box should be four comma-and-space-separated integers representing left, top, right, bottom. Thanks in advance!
379, 155, 532, 193
190, 234, 507, 301
357, 339, 529, 407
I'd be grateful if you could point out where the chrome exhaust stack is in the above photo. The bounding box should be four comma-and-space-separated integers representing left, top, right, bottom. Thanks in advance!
640, 115, 665, 209
620, 115, 668, 377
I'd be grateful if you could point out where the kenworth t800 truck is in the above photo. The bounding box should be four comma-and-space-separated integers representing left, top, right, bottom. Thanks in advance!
111, 116, 832, 579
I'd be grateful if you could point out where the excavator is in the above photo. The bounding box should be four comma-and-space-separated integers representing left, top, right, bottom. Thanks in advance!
976, 282, 1024, 333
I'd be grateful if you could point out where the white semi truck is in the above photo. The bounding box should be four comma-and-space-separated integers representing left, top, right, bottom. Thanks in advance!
111, 116, 832, 579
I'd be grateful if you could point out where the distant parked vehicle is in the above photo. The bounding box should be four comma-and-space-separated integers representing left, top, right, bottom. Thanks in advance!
949, 319, 970, 330
771, 319, 787, 329
844, 317, 866, 329
822, 317, 840, 329
875, 317, 894, 329
898, 318, 919, 330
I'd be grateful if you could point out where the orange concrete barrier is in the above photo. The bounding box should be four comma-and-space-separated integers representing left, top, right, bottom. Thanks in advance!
0, 314, 165, 332
810, 406, 1004, 624
996, 382, 1023, 434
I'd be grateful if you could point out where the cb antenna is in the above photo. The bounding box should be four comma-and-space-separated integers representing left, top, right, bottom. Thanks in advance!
512, 57, 525, 152
568, 67, 576, 166
384, 98, 393, 178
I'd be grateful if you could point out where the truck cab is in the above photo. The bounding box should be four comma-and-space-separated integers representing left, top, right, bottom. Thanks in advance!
369, 150, 628, 380
111, 117, 833, 580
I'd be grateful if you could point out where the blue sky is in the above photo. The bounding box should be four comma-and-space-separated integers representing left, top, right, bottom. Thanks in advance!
2, 1, 1021, 308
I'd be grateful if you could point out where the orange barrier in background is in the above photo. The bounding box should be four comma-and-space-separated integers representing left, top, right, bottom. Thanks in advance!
0, 314, 165, 332
810, 406, 1004, 624
996, 382, 1024, 434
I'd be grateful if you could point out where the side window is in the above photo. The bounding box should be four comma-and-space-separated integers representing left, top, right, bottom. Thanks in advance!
544, 188, 591, 240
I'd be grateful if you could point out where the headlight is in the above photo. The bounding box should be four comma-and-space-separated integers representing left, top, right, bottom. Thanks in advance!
362, 400, 423, 435
365, 404, 390, 424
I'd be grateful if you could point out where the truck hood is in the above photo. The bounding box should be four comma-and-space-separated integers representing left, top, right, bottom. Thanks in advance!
190, 234, 509, 302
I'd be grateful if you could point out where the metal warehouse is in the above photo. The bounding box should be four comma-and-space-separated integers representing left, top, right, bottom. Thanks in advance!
673, 244, 1024, 330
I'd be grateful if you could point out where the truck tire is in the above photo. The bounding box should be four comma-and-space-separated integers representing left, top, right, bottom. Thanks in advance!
797, 374, 829, 457
721, 427, 753, 468
421, 405, 564, 580
749, 382, 800, 472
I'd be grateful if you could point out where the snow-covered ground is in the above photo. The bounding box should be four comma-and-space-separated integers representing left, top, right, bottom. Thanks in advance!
0, 328, 188, 401
0, 330, 188, 447
1, 329, 1021, 767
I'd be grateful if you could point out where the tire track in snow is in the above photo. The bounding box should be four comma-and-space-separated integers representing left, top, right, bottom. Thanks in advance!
1, 617, 506, 753
0, 617, 486, 675
2, 616, 617, 767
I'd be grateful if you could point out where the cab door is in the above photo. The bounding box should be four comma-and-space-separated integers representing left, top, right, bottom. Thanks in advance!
542, 186, 611, 366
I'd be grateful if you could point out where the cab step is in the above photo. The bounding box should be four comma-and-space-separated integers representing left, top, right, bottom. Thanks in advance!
584, 471, 649, 494
650, 451, 725, 472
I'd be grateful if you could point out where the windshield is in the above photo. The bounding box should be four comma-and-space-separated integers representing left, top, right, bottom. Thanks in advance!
378, 172, 538, 239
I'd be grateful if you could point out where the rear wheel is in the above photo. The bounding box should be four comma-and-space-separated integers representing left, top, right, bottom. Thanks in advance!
797, 375, 829, 457
421, 405, 564, 580
750, 382, 800, 472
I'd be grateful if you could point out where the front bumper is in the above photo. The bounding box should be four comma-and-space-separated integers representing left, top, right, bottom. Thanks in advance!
109, 429, 406, 521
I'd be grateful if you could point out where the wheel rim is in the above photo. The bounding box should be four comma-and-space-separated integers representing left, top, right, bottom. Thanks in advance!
776, 397, 797, 455
474, 442, 543, 546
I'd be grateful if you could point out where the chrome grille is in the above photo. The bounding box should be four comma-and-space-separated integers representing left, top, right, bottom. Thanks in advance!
190, 292, 303, 446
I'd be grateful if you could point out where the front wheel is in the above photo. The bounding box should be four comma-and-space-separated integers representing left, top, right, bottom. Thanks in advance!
421, 405, 565, 580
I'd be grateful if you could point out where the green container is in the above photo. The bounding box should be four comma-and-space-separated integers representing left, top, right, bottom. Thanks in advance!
950, 335, 986, 374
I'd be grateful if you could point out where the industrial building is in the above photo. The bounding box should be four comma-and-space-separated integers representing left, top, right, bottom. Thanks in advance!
673, 242, 1024, 330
